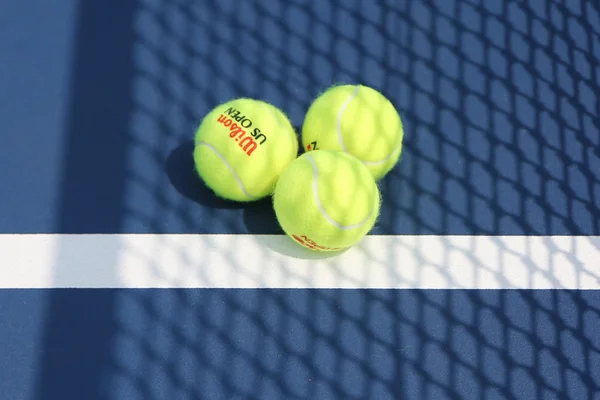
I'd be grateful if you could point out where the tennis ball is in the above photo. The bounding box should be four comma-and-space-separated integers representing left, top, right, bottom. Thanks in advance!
193, 98, 298, 202
302, 84, 404, 181
273, 149, 380, 252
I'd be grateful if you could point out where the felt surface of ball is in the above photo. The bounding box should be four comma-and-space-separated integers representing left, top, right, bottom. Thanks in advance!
194, 98, 298, 202
273, 149, 380, 252
302, 84, 404, 181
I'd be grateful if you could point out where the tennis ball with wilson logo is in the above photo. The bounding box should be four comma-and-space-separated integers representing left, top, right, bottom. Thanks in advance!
193, 98, 298, 202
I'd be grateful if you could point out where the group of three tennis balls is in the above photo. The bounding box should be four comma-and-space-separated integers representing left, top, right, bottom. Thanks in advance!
193, 84, 404, 252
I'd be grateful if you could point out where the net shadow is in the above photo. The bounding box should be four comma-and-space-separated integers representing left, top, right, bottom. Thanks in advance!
37, 0, 600, 399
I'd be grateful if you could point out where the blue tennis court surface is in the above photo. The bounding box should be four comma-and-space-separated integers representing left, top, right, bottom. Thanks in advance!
1, 0, 600, 399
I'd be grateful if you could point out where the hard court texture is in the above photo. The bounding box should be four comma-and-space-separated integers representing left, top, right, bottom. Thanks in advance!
0, 0, 599, 399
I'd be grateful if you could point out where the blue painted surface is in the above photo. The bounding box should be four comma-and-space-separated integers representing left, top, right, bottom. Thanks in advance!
1, 289, 599, 400
2, 0, 598, 236
1, 0, 599, 398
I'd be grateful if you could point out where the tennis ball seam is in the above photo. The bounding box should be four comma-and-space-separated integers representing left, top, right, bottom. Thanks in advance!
195, 140, 257, 200
336, 85, 403, 166
307, 154, 376, 230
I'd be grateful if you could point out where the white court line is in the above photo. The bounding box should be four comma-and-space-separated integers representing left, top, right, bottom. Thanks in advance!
0, 234, 599, 289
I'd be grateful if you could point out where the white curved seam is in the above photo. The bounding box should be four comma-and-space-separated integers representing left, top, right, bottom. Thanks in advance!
360, 139, 403, 166
335, 85, 359, 153
336, 85, 402, 166
307, 154, 375, 231
196, 141, 256, 200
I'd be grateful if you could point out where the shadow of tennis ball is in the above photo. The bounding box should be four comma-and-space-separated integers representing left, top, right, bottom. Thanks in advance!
242, 197, 282, 234
165, 140, 245, 210
243, 202, 349, 260
254, 234, 350, 260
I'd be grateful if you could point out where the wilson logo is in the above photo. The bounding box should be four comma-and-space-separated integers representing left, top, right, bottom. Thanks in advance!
292, 234, 342, 251
216, 107, 267, 156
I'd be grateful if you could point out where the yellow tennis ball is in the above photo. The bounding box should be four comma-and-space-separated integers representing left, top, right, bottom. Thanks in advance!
193, 98, 298, 202
302, 84, 404, 181
273, 149, 380, 252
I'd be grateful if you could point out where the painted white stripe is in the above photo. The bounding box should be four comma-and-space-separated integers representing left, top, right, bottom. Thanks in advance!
0, 234, 599, 289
